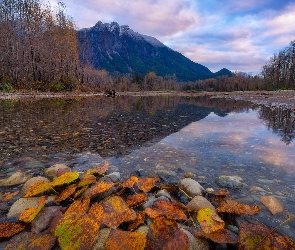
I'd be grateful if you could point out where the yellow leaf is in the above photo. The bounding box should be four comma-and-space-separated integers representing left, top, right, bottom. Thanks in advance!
19, 196, 46, 223
197, 208, 225, 234
24, 181, 51, 198
51, 172, 79, 187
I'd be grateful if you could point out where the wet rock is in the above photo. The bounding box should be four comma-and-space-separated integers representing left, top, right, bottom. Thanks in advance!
178, 178, 204, 197
181, 228, 210, 250
44, 164, 71, 180
136, 169, 148, 177
250, 186, 266, 193
155, 189, 172, 200
20, 176, 50, 197
141, 195, 169, 209
0, 171, 31, 187
155, 169, 177, 178
226, 225, 239, 234
31, 206, 62, 233
108, 172, 121, 182
184, 172, 196, 179
260, 196, 284, 215
186, 196, 216, 213
215, 175, 243, 188
7, 196, 56, 218
91, 228, 111, 250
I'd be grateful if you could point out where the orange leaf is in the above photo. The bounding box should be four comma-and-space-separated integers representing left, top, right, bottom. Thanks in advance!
197, 208, 225, 234
73, 186, 88, 199
24, 181, 51, 198
85, 162, 109, 175
216, 199, 261, 216
189, 228, 237, 244
146, 216, 189, 250
137, 177, 160, 192
88, 202, 104, 222
77, 175, 96, 188
86, 180, 115, 198
119, 176, 139, 189
19, 196, 46, 223
65, 196, 90, 215
1, 191, 19, 202
238, 222, 295, 250
0, 222, 26, 238
54, 184, 77, 203
106, 229, 147, 250
51, 172, 79, 187
125, 193, 147, 207
4, 232, 55, 250
145, 199, 187, 221
128, 211, 146, 231
101, 195, 136, 228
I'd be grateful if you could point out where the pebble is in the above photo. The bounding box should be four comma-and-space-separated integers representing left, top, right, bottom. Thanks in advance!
180, 228, 210, 250
7, 196, 56, 218
155, 189, 172, 200
0, 171, 31, 187
107, 172, 121, 182
186, 196, 216, 213
260, 196, 284, 215
178, 178, 204, 197
44, 164, 71, 180
184, 172, 196, 178
91, 228, 111, 250
214, 175, 243, 188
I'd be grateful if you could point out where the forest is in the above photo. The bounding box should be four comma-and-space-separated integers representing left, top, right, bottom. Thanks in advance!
0, 0, 295, 93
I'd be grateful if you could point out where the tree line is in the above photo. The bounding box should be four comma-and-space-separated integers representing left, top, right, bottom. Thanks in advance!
0, 0, 294, 92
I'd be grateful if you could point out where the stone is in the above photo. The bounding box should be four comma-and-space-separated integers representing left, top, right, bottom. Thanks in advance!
178, 178, 204, 197
107, 172, 121, 182
181, 228, 210, 250
91, 228, 111, 250
0, 171, 31, 187
184, 172, 196, 179
20, 176, 50, 197
31, 206, 62, 233
260, 196, 284, 215
186, 196, 216, 213
155, 189, 172, 200
44, 164, 71, 180
136, 169, 148, 177
215, 175, 243, 188
141, 195, 169, 209
250, 186, 266, 193
7, 196, 56, 218
136, 225, 149, 235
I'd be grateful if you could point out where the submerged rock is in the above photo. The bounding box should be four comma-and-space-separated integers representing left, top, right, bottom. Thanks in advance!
178, 178, 204, 197
0, 171, 31, 187
260, 196, 284, 215
181, 228, 210, 250
215, 175, 243, 188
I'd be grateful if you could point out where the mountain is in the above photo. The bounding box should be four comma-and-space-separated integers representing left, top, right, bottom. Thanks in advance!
77, 21, 232, 82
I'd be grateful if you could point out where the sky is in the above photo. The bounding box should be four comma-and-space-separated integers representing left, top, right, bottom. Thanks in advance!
49, 0, 295, 74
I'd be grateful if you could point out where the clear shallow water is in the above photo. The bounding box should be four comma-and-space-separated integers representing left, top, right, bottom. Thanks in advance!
0, 95, 295, 239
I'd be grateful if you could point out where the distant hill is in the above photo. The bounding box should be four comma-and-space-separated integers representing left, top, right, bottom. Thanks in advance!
77, 21, 232, 82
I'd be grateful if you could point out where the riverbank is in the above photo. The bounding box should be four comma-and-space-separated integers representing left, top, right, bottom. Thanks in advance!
1, 90, 295, 109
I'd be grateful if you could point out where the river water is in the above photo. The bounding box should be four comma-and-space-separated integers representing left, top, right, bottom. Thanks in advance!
0, 95, 295, 239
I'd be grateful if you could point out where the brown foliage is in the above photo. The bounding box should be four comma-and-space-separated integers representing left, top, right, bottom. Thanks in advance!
146, 216, 190, 250
101, 196, 137, 228
125, 193, 147, 207
216, 199, 261, 216
145, 199, 187, 221
106, 229, 147, 250
0, 222, 26, 238
137, 177, 160, 192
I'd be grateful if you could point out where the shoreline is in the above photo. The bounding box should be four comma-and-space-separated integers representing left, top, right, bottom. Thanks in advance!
1, 90, 295, 108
